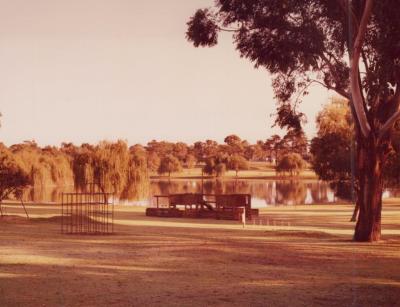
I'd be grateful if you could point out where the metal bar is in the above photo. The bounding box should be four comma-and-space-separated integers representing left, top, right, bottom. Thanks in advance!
60, 186, 114, 235
20, 198, 29, 219
112, 195, 114, 233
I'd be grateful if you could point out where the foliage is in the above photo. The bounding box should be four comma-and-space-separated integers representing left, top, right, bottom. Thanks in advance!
146, 151, 161, 172
146, 140, 174, 158
276, 153, 306, 176
310, 100, 353, 199
214, 163, 227, 177
0, 140, 149, 201
316, 98, 352, 138
203, 154, 228, 177
173, 142, 189, 162
145, 135, 309, 171
281, 129, 309, 160
187, 1, 400, 116
121, 145, 150, 200
71, 144, 95, 190
311, 132, 351, 182
92, 140, 132, 193
227, 154, 249, 176
77, 142, 150, 198
203, 156, 216, 176
185, 154, 197, 168
11, 141, 74, 188
90, 141, 150, 198
244, 141, 268, 161
224, 134, 243, 154
311, 99, 400, 199
0, 145, 31, 201
264, 134, 282, 163
158, 155, 182, 177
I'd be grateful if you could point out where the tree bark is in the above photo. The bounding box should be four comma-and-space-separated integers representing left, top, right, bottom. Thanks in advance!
353, 135, 384, 242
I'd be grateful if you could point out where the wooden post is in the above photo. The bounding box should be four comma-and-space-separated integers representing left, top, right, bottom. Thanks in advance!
241, 207, 246, 228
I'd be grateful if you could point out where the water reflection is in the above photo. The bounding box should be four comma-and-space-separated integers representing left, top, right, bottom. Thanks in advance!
150, 179, 338, 207
19, 179, 399, 207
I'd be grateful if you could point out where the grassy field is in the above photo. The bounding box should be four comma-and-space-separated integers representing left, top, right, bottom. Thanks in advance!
151, 161, 318, 180
1, 201, 400, 306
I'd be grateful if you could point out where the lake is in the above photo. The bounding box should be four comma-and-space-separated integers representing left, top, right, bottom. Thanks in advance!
19, 178, 400, 208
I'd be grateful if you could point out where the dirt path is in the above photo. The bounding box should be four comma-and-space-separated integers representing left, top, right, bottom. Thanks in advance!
1, 203, 399, 306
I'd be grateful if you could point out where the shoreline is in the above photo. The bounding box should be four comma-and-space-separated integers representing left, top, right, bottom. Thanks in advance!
150, 175, 319, 180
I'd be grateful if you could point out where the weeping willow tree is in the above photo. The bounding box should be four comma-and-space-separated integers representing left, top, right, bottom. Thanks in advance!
10, 141, 74, 188
71, 143, 96, 191
71, 141, 149, 200
120, 145, 150, 200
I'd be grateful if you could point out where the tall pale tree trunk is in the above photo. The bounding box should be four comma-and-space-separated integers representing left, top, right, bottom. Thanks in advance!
348, 0, 387, 242
353, 135, 385, 241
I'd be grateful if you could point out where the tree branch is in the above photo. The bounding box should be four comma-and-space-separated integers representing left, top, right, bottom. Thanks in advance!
319, 54, 351, 99
309, 77, 350, 100
379, 82, 400, 139
379, 110, 400, 139
217, 26, 239, 32
349, 0, 373, 138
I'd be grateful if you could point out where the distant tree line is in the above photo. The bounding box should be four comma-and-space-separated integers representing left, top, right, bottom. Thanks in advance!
145, 132, 309, 177
0, 129, 312, 203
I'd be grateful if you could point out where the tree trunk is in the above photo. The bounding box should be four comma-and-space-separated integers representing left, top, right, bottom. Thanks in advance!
350, 199, 359, 222
353, 136, 384, 242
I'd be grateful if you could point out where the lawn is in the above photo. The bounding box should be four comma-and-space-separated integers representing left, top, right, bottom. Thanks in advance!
0, 201, 399, 306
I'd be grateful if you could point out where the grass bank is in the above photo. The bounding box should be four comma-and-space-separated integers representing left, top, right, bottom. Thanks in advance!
151, 162, 318, 180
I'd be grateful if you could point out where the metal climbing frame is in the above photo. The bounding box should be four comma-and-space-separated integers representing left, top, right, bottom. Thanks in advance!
61, 191, 114, 234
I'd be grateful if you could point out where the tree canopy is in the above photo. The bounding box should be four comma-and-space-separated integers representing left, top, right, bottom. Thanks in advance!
187, 1, 400, 136
187, 0, 400, 241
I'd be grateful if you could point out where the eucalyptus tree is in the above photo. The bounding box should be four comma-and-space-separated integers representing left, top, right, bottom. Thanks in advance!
187, 0, 400, 241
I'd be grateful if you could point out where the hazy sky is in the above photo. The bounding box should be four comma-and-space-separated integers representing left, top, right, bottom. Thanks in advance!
0, 0, 331, 147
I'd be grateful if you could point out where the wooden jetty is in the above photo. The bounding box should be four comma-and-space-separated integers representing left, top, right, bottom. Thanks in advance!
146, 193, 259, 221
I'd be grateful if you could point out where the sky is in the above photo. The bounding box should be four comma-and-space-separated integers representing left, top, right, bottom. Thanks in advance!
0, 0, 331, 147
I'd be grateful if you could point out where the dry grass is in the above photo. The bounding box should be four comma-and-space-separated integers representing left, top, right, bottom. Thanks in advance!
1, 201, 400, 306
